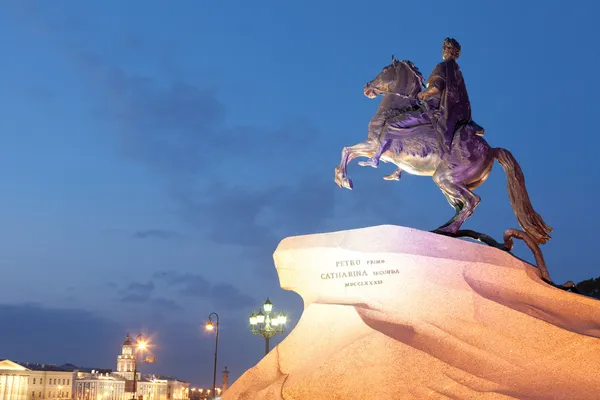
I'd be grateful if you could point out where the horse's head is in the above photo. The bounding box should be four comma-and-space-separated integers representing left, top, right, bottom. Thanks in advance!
364, 56, 425, 100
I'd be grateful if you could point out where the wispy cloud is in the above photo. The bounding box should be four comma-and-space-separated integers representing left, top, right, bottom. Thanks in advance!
119, 281, 155, 303
153, 271, 255, 309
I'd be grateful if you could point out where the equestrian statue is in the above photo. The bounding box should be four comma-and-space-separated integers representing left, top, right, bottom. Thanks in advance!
334, 37, 552, 247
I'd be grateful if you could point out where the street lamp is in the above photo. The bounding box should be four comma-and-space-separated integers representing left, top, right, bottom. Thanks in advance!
205, 313, 219, 400
132, 334, 155, 400
249, 298, 288, 355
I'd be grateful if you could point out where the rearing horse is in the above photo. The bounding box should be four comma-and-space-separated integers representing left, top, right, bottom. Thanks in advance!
334, 58, 552, 245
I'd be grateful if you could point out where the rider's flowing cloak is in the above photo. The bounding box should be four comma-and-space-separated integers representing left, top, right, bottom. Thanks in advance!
426, 59, 472, 143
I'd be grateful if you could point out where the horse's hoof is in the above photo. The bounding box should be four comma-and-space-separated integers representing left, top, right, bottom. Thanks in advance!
334, 167, 353, 189
343, 178, 353, 190
339, 177, 353, 190
383, 172, 401, 181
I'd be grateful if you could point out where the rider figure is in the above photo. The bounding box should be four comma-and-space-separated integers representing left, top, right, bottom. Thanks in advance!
420, 37, 472, 155
359, 37, 472, 168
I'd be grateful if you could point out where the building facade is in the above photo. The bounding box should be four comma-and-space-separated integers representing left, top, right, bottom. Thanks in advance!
0, 360, 76, 400
164, 379, 187, 400
1, 334, 188, 400
73, 371, 125, 400
0, 360, 29, 400
20, 364, 75, 400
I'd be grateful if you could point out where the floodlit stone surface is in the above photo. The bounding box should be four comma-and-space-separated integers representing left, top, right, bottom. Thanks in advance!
223, 225, 600, 400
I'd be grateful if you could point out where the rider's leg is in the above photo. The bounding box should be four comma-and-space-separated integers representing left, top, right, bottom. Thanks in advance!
367, 113, 386, 139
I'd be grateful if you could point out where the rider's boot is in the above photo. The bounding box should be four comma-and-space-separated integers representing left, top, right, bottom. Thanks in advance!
359, 139, 390, 168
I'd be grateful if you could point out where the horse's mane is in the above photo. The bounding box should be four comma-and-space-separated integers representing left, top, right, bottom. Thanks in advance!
400, 60, 426, 89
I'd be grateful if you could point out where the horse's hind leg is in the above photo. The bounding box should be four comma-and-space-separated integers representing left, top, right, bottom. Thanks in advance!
433, 163, 481, 233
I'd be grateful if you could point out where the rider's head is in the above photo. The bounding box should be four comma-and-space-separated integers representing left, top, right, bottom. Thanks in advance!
442, 38, 461, 60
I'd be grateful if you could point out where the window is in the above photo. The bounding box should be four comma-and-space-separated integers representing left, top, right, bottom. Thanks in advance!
67, 380, 70, 385
32, 391, 35, 398
40, 379, 43, 385
33, 378, 37, 385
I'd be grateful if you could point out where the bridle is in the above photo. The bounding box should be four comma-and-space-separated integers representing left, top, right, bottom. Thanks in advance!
365, 61, 422, 102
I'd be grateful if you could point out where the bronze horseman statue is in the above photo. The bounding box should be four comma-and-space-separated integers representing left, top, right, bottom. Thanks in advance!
334, 37, 552, 250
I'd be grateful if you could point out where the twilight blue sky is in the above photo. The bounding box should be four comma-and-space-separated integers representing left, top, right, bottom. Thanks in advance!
1, 0, 599, 388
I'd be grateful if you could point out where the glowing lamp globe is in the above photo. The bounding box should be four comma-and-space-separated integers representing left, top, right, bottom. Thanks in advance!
278, 312, 287, 325
263, 298, 273, 313
249, 312, 258, 326
256, 310, 265, 324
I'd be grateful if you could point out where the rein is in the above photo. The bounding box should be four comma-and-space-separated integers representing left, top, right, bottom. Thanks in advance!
369, 86, 429, 111
371, 87, 411, 99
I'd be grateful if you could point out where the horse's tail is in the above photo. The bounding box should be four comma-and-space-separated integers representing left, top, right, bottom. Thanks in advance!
493, 148, 552, 245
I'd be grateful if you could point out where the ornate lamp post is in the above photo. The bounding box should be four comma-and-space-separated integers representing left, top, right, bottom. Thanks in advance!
205, 313, 220, 400
249, 298, 288, 355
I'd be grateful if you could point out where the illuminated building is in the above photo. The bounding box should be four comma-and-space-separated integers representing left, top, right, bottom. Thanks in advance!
0, 360, 75, 400
1, 334, 188, 400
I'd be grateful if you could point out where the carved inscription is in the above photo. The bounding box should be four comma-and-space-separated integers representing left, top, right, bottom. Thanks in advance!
321, 258, 399, 287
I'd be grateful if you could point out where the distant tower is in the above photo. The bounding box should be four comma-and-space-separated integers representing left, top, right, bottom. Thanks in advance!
222, 367, 230, 392
116, 333, 136, 380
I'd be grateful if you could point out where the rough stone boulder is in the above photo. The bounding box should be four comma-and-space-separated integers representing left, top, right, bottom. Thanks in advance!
223, 225, 600, 400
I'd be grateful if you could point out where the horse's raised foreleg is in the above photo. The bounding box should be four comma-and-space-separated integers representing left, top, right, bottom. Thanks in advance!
335, 141, 377, 190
